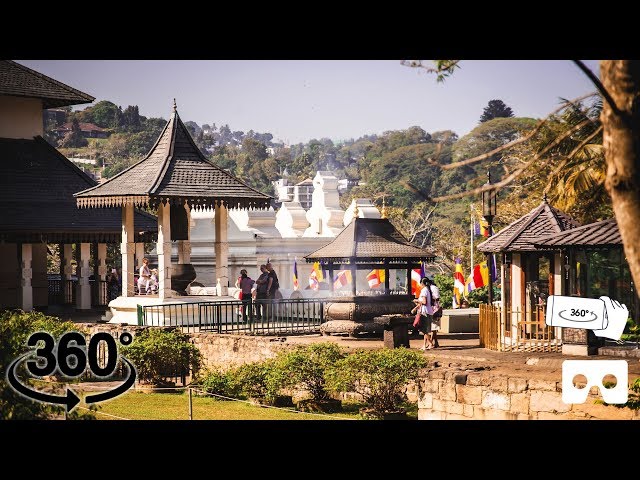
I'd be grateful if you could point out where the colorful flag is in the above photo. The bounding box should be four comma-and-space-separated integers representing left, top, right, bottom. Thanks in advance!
474, 220, 481, 236
312, 261, 324, 282
472, 262, 489, 288
411, 269, 422, 297
479, 218, 490, 237
309, 270, 319, 290
293, 257, 299, 290
334, 270, 352, 289
466, 274, 476, 293
453, 258, 465, 308
366, 269, 385, 288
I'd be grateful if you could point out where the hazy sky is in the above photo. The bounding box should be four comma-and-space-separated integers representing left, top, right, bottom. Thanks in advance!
17, 60, 600, 145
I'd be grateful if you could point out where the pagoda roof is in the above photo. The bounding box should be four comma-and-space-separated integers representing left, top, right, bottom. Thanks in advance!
535, 217, 621, 248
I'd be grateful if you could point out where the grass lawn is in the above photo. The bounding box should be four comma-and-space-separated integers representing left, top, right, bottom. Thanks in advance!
83, 391, 370, 420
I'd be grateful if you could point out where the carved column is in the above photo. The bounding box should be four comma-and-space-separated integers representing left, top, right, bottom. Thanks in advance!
76, 242, 91, 310
121, 203, 135, 297
157, 202, 173, 299
214, 202, 229, 296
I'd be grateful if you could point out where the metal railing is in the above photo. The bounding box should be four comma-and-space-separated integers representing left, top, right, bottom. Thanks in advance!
138, 298, 325, 335
479, 304, 561, 352
48, 279, 109, 306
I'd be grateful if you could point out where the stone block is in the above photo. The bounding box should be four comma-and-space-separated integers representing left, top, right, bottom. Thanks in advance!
507, 377, 528, 393
474, 408, 518, 420
432, 398, 446, 412
529, 379, 557, 391
455, 385, 482, 405
443, 400, 465, 416
418, 409, 445, 420
467, 373, 490, 386
571, 401, 635, 420
420, 378, 442, 394
509, 393, 530, 415
481, 391, 510, 411
463, 404, 474, 418
537, 412, 574, 420
418, 392, 433, 409
428, 369, 446, 380
440, 382, 457, 401
530, 391, 570, 413
517, 413, 533, 420
489, 376, 509, 392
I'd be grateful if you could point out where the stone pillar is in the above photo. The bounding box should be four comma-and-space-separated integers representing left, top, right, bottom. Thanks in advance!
135, 242, 145, 270
178, 203, 191, 264
20, 243, 33, 311
63, 243, 73, 304
121, 204, 135, 297
97, 243, 107, 304
214, 202, 229, 296
157, 202, 173, 299
76, 243, 91, 310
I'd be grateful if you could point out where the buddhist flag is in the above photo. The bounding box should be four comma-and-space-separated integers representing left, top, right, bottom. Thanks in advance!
293, 257, 299, 290
367, 269, 385, 288
334, 270, 352, 289
453, 258, 465, 308
474, 220, 481, 236
411, 269, 422, 297
480, 217, 490, 237
313, 262, 324, 282
309, 270, 319, 290
466, 274, 476, 293
472, 262, 489, 288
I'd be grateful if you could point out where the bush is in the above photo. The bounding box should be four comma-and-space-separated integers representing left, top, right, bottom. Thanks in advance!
275, 343, 345, 401
198, 368, 241, 399
0, 310, 82, 420
326, 347, 427, 417
121, 328, 202, 385
233, 359, 284, 404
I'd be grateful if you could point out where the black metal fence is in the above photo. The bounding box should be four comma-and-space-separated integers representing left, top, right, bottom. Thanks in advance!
138, 298, 325, 335
48, 278, 109, 307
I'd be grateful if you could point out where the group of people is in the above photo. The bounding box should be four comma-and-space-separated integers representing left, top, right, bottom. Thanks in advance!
412, 276, 442, 351
137, 257, 158, 295
235, 262, 280, 322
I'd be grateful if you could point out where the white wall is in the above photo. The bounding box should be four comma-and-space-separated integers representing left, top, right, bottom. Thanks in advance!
0, 96, 43, 139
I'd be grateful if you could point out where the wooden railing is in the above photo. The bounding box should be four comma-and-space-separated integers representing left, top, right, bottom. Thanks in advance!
479, 304, 561, 353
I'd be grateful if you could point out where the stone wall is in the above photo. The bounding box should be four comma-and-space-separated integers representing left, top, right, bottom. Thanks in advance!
417, 361, 640, 420
82, 323, 292, 370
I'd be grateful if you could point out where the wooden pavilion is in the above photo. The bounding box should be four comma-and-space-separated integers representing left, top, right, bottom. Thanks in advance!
75, 101, 271, 301
0, 60, 157, 312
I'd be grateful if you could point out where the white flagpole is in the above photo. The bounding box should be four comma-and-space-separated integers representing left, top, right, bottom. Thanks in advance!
470, 203, 474, 271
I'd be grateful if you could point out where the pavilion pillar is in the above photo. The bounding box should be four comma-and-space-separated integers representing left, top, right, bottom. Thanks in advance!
19, 243, 33, 311
178, 203, 191, 264
62, 244, 74, 303
214, 202, 229, 296
350, 258, 357, 296
97, 243, 107, 305
157, 202, 173, 299
135, 242, 145, 271
383, 259, 390, 295
121, 204, 135, 297
76, 243, 91, 310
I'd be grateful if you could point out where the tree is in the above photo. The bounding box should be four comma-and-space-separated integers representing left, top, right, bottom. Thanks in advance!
479, 99, 514, 123
60, 118, 88, 148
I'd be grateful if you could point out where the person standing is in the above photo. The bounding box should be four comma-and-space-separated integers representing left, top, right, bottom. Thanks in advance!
426, 276, 441, 348
254, 264, 269, 321
238, 269, 255, 322
138, 258, 151, 295
107, 267, 121, 301
265, 262, 280, 320
413, 276, 439, 350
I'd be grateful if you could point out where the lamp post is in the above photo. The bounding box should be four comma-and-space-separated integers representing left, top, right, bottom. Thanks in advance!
482, 171, 497, 305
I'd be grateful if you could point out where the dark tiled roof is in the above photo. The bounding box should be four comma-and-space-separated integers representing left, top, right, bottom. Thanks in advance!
535, 218, 621, 247
56, 122, 107, 133
0, 137, 156, 243
305, 218, 436, 263
0, 61, 94, 108
477, 200, 580, 253
75, 108, 272, 210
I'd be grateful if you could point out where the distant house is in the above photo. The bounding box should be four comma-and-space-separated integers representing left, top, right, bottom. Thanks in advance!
44, 108, 67, 126
55, 121, 109, 139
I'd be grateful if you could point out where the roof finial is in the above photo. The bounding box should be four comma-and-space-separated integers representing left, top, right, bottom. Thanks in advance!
173, 98, 177, 113
381, 196, 387, 219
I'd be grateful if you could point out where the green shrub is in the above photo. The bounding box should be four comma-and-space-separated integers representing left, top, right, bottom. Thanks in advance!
326, 347, 427, 416
0, 309, 82, 420
275, 343, 345, 401
234, 359, 284, 404
121, 328, 202, 385
198, 368, 241, 399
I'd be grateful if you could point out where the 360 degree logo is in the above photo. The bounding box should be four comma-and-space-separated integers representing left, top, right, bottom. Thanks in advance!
6, 331, 136, 412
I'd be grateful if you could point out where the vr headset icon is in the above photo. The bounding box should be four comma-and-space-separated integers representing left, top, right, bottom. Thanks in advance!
562, 360, 628, 405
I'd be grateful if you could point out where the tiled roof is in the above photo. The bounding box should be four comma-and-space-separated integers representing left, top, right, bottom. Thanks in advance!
0, 137, 156, 243
305, 217, 436, 263
535, 218, 621, 247
0, 60, 94, 108
56, 122, 107, 133
75, 107, 272, 210
477, 199, 580, 253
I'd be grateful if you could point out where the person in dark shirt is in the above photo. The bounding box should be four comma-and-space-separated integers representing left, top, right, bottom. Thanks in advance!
254, 265, 269, 321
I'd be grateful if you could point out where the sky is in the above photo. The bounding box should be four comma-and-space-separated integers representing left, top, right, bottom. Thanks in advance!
17, 60, 600, 145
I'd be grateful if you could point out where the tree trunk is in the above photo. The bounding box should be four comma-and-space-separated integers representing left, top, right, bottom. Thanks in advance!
600, 61, 640, 295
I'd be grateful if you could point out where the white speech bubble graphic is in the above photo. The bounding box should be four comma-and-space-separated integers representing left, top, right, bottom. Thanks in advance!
545, 296, 607, 330
562, 360, 628, 404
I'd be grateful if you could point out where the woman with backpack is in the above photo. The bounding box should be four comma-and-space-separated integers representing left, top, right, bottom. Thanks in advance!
413, 276, 442, 350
